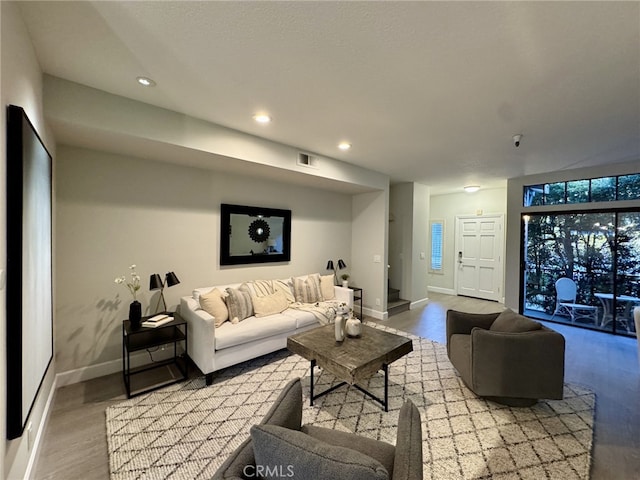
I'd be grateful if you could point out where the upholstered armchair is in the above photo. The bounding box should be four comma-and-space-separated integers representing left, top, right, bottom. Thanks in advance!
446, 309, 565, 407
213, 377, 423, 480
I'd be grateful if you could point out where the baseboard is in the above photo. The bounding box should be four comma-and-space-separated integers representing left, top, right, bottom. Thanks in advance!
427, 286, 456, 295
410, 297, 429, 309
364, 306, 387, 320
24, 375, 57, 480
56, 349, 175, 387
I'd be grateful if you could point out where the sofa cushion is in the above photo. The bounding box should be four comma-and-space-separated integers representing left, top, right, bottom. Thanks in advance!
251, 424, 389, 480
225, 286, 254, 323
293, 273, 323, 303
214, 314, 297, 350
252, 290, 289, 317
199, 288, 229, 327
490, 309, 542, 333
302, 425, 395, 477
320, 274, 336, 300
281, 308, 319, 328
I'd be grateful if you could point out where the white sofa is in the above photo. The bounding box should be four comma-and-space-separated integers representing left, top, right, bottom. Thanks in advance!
179, 277, 354, 384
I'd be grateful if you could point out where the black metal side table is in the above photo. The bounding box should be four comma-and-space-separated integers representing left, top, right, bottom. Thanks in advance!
122, 313, 188, 398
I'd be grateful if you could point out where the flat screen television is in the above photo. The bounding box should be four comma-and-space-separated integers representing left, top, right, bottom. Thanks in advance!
6, 105, 53, 440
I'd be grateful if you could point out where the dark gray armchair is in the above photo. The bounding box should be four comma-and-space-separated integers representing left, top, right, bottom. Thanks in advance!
446, 309, 565, 407
214, 377, 423, 480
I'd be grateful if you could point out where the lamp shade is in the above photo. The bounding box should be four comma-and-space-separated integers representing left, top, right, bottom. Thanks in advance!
337, 259, 347, 270
326, 260, 335, 271
149, 273, 163, 290
166, 271, 180, 287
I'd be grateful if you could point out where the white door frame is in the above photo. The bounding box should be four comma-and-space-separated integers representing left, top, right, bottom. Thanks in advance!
454, 213, 505, 303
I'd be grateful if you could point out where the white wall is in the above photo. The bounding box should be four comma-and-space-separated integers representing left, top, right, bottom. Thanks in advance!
389, 185, 412, 297
351, 190, 389, 318
389, 183, 430, 306
428, 187, 507, 294
410, 183, 430, 306
55, 145, 353, 375
1, 2, 56, 478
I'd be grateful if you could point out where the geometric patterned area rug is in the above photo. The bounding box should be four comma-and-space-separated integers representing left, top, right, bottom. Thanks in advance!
106, 323, 595, 480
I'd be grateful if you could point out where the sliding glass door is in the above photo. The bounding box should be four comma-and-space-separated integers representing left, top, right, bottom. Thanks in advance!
613, 212, 640, 335
522, 210, 639, 337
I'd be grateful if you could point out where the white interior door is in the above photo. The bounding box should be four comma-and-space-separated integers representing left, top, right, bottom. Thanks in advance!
455, 215, 504, 301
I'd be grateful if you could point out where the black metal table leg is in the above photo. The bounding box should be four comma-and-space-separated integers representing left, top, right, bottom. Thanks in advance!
383, 364, 389, 412
310, 359, 315, 406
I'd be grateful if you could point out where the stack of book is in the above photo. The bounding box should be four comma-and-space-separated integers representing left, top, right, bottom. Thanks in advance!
142, 314, 173, 328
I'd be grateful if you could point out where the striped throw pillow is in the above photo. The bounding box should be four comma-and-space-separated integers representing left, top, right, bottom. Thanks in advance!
225, 285, 254, 323
292, 274, 324, 303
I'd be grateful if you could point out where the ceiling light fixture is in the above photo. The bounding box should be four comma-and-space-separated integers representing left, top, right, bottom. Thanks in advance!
338, 142, 352, 151
464, 185, 480, 193
136, 76, 156, 87
253, 113, 272, 124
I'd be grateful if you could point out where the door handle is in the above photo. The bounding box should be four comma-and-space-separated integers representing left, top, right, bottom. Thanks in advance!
458, 251, 463, 264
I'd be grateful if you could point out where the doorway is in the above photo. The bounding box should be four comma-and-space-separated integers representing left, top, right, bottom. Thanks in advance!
455, 214, 504, 302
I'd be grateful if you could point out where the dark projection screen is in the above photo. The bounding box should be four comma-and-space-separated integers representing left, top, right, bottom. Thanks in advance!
6, 105, 53, 440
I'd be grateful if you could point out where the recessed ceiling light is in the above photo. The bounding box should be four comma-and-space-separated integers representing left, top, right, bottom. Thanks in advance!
338, 142, 352, 151
136, 76, 156, 87
464, 185, 480, 193
253, 113, 272, 124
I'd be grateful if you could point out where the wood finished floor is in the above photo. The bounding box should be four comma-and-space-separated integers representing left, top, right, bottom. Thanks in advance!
32, 293, 640, 479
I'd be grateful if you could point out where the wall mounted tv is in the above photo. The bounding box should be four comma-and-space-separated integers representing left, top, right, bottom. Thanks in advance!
6, 105, 53, 440
220, 204, 291, 265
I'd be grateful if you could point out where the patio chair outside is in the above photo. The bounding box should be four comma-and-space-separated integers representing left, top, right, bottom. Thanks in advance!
551, 277, 598, 324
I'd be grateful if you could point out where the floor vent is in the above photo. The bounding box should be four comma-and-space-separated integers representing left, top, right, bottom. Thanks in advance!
297, 153, 319, 168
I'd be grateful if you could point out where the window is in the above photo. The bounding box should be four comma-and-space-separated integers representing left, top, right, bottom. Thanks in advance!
430, 220, 444, 272
522, 210, 640, 338
523, 173, 640, 207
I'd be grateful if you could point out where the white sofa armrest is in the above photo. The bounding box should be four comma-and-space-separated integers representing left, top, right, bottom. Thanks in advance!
179, 296, 216, 375
333, 286, 354, 308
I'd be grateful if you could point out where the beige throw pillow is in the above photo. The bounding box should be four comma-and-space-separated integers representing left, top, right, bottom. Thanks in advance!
320, 274, 336, 300
252, 289, 289, 317
199, 288, 229, 327
273, 279, 295, 304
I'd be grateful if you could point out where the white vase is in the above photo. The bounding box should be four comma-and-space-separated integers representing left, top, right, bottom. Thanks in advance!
345, 317, 361, 337
342, 280, 349, 288
335, 315, 345, 342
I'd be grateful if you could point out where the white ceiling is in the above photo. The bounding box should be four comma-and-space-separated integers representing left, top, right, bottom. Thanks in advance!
18, 1, 640, 194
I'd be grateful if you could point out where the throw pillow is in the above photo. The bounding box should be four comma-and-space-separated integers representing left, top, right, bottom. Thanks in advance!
199, 288, 229, 327
250, 424, 389, 480
490, 309, 542, 333
225, 286, 254, 323
273, 279, 296, 304
244, 279, 274, 298
292, 274, 324, 303
252, 290, 289, 317
320, 274, 336, 300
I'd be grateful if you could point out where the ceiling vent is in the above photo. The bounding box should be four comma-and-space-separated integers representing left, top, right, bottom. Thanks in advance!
297, 153, 319, 169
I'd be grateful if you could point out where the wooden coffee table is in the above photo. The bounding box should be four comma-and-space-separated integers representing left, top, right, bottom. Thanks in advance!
287, 324, 413, 411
